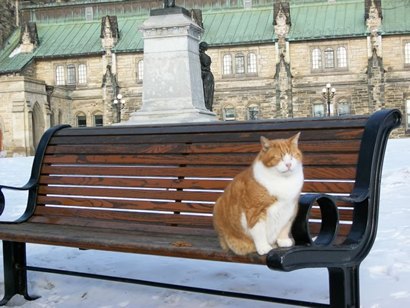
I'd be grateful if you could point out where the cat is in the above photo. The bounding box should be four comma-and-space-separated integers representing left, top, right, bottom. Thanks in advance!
213, 133, 304, 256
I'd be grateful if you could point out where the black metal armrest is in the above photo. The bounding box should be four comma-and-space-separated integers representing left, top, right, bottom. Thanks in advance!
292, 193, 339, 247
0, 180, 37, 219
266, 194, 344, 271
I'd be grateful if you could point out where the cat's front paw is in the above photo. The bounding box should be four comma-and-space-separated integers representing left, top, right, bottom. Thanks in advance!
277, 238, 293, 248
256, 243, 273, 255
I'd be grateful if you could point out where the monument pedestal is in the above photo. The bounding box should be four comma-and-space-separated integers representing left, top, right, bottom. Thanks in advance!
124, 8, 217, 125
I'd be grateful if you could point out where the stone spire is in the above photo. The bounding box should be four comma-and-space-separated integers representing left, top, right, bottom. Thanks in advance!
20, 22, 38, 53
273, 1, 292, 118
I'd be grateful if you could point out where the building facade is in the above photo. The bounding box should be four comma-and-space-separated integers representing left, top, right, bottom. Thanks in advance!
0, 0, 409, 156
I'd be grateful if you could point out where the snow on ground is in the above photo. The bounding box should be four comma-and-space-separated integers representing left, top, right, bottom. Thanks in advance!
0, 138, 409, 307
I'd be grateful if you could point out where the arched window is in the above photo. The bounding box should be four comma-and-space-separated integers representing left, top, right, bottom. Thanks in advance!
312, 102, 325, 117
93, 113, 103, 126
235, 54, 245, 74
78, 64, 87, 84
223, 54, 232, 75
312, 48, 322, 70
56, 65, 65, 85
337, 100, 351, 116
223, 106, 236, 121
137, 60, 144, 81
247, 104, 259, 120
324, 48, 335, 68
76, 113, 87, 127
336, 47, 347, 68
247, 52, 257, 74
405, 42, 410, 65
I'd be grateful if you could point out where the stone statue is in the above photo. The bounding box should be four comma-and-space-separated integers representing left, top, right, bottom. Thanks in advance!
164, 0, 176, 8
199, 42, 214, 112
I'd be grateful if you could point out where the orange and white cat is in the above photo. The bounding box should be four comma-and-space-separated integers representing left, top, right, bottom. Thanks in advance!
213, 133, 303, 255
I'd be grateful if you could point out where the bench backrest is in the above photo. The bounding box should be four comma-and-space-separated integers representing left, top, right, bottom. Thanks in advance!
25, 109, 401, 244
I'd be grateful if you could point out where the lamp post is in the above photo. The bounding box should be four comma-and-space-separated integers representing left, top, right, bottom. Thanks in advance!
322, 83, 336, 117
112, 93, 125, 123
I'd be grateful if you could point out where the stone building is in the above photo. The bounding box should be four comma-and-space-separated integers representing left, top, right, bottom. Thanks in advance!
0, 0, 409, 156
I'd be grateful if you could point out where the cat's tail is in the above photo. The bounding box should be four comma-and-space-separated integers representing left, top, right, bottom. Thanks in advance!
224, 235, 255, 256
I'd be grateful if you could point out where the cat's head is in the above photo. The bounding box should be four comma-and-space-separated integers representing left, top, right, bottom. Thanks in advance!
258, 133, 303, 175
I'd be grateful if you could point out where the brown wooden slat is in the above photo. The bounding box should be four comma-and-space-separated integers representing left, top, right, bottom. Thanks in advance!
33, 206, 214, 228
38, 186, 220, 202
39, 175, 354, 194
49, 127, 365, 145
39, 175, 231, 190
309, 208, 353, 221
45, 140, 362, 155
40, 165, 357, 181
42, 152, 359, 166
37, 196, 214, 214
40, 165, 245, 178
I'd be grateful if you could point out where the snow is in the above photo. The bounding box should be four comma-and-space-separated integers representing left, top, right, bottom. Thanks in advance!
0, 138, 409, 307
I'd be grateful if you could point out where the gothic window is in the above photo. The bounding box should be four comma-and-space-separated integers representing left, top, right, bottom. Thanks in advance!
137, 60, 144, 82
223, 106, 236, 121
78, 64, 87, 84
247, 104, 259, 120
76, 113, 87, 127
235, 54, 245, 74
405, 42, 410, 65
337, 100, 351, 116
312, 46, 348, 72
247, 53, 257, 74
223, 54, 232, 75
94, 114, 103, 127
67, 64, 76, 85
223, 52, 258, 77
56, 65, 65, 85
324, 48, 335, 68
312, 48, 322, 70
312, 102, 325, 117
337, 47, 347, 68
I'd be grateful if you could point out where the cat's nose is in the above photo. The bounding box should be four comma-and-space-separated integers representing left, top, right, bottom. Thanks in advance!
286, 162, 292, 170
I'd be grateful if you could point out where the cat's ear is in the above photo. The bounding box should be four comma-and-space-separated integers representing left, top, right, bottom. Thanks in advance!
260, 136, 270, 152
289, 132, 301, 146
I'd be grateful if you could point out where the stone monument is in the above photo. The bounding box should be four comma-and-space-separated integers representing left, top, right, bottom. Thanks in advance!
124, 2, 216, 124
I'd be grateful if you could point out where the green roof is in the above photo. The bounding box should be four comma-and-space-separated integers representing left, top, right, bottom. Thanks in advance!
381, 0, 410, 35
202, 6, 274, 46
289, 0, 366, 40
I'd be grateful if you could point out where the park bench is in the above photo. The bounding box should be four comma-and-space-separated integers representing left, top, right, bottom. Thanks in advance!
0, 109, 401, 307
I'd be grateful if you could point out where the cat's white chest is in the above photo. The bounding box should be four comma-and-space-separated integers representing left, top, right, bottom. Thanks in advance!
252, 160, 303, 202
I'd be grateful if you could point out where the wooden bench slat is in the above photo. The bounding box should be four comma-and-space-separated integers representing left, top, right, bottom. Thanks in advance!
32, 206, 214, 228
37, 196, 214, 213
38, 186, 221, 202
45, 140, 362, 155
49, 128, 364, 145
40, 165, 357, 181
39, 175, 354, 194
42, 152, 359, 166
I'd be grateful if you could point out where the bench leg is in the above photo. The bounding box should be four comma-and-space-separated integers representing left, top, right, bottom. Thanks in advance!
328, 266, 360, 308
0, 241, 39, 305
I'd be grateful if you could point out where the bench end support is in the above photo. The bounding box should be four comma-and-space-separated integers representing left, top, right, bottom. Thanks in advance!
328, 266, 360, 308
0, 241, 39, 306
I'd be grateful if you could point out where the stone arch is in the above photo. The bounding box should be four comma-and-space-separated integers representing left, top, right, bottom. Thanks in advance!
31, 101, 45, 150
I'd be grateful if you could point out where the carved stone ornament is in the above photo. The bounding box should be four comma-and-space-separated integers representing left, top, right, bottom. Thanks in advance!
274, 8, 289, 38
